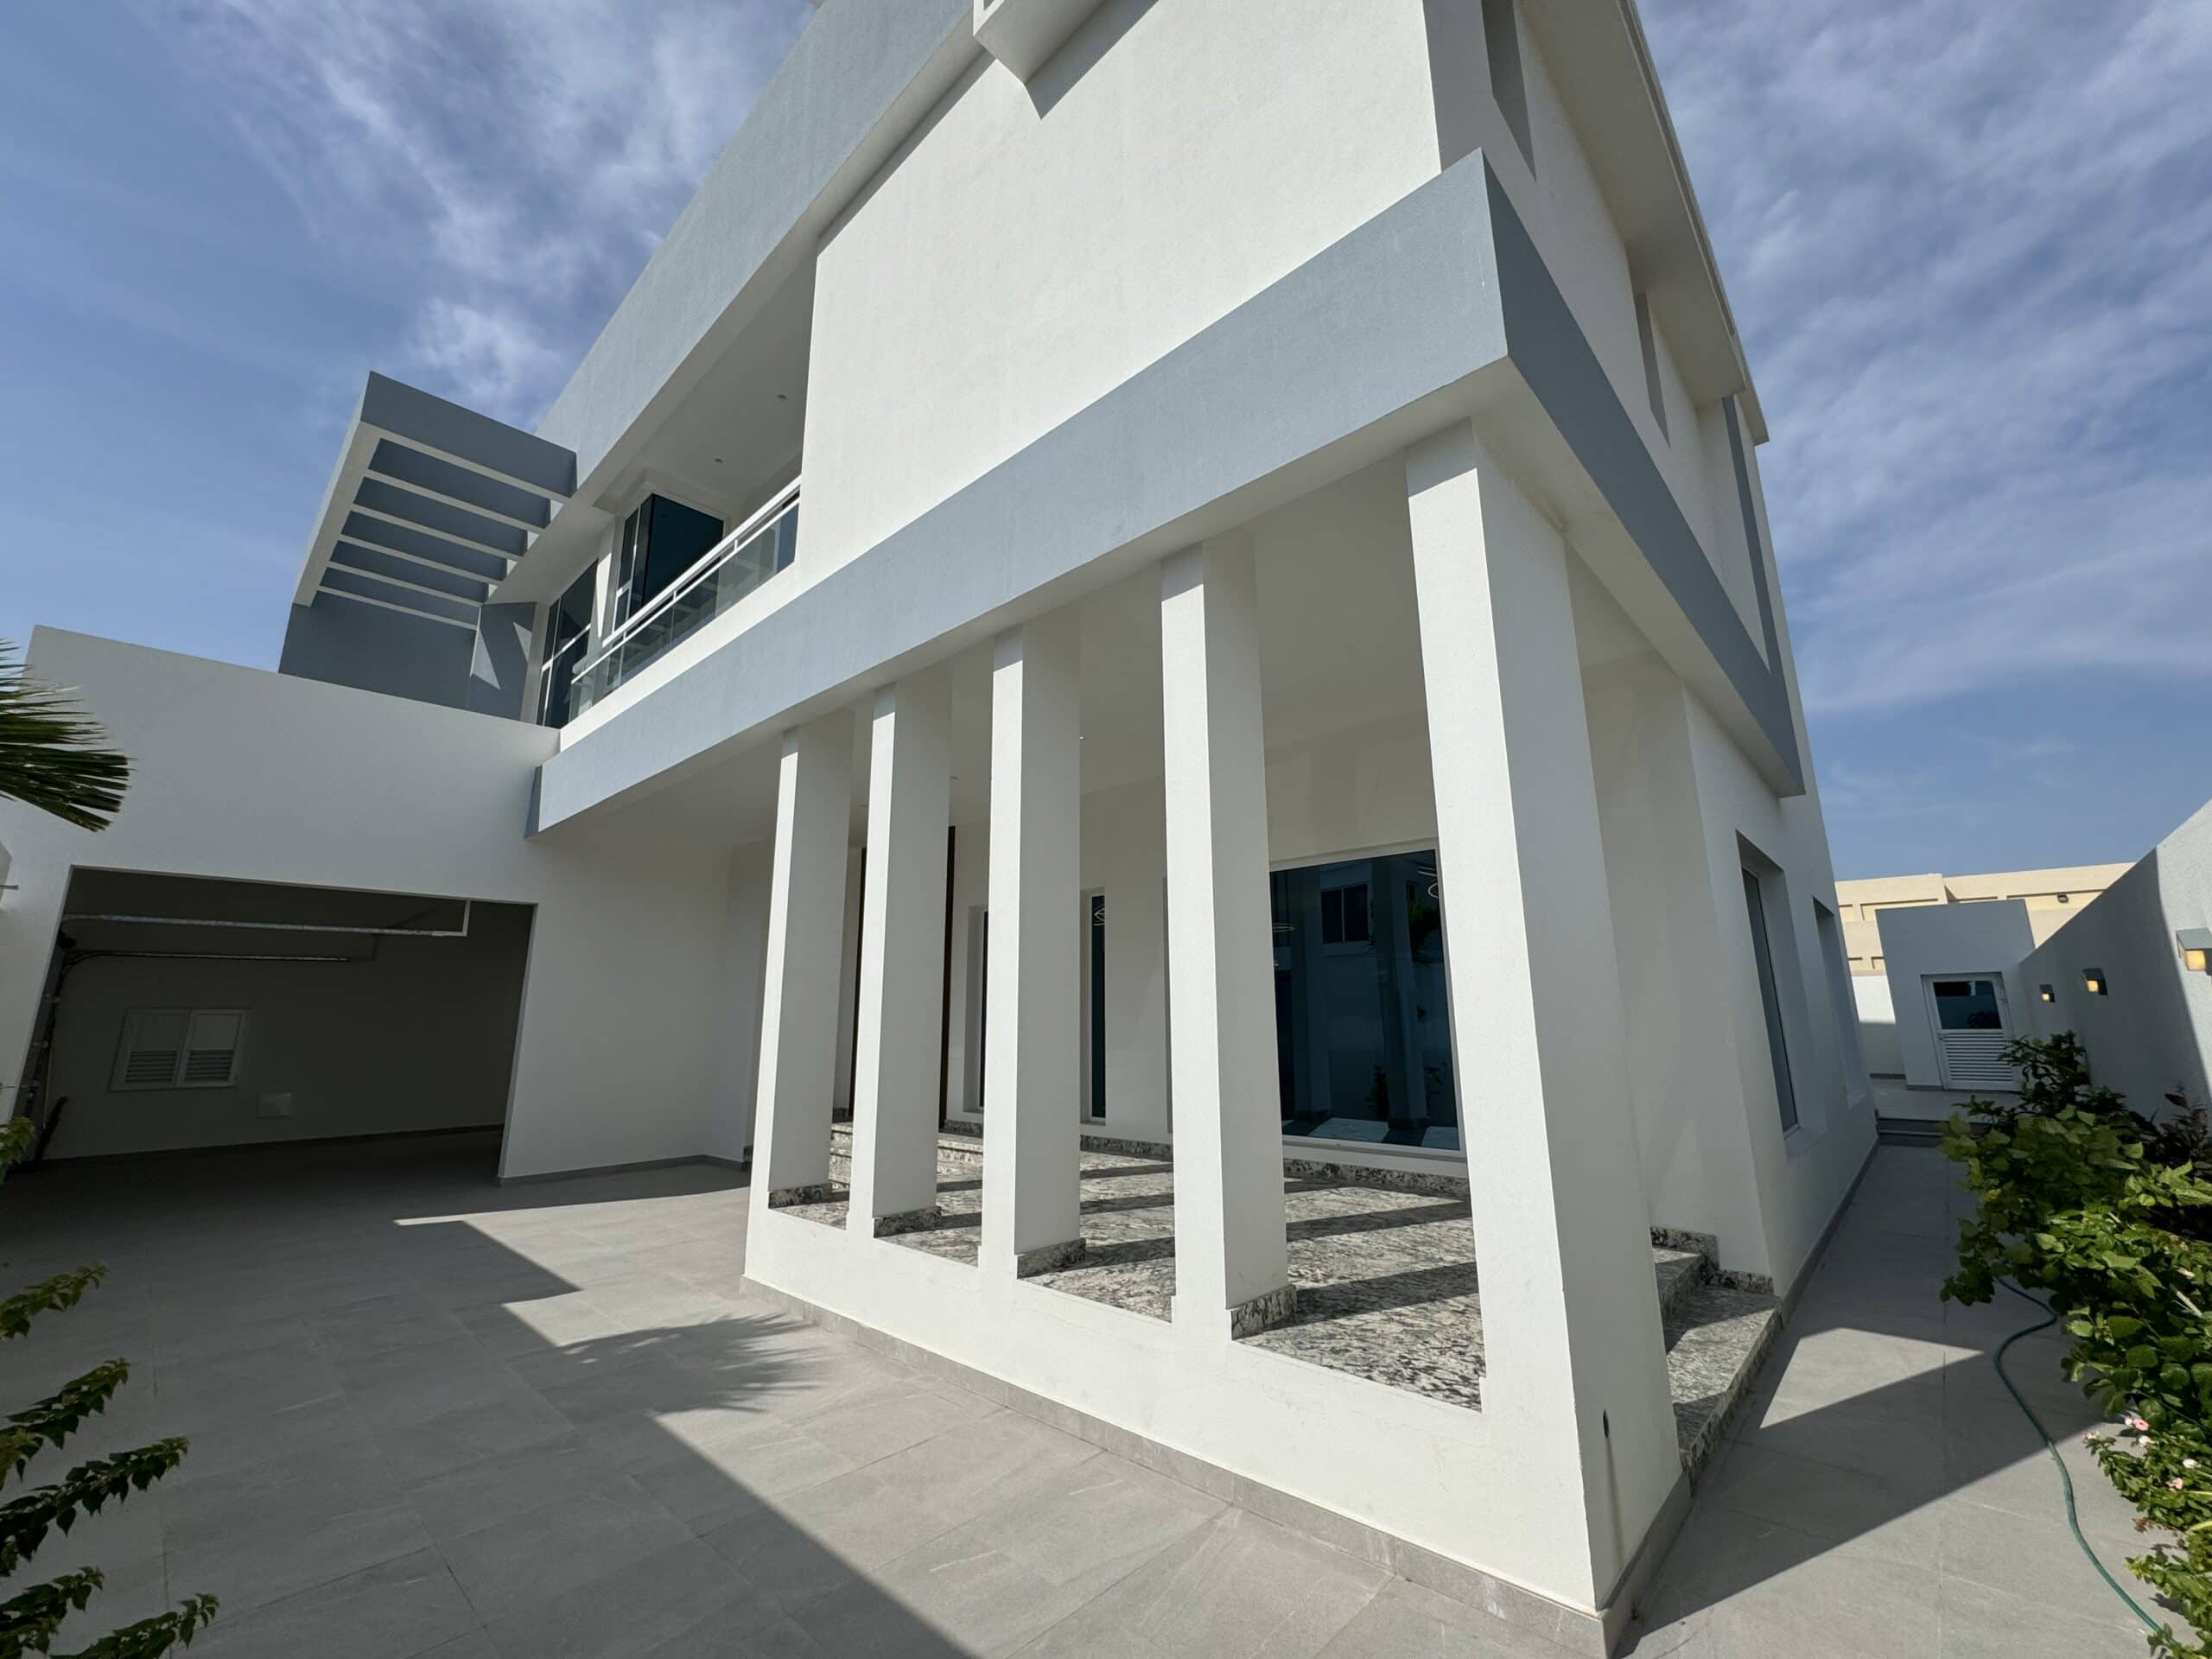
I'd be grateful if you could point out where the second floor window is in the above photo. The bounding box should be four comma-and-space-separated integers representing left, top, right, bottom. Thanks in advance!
611, 494, 725, 630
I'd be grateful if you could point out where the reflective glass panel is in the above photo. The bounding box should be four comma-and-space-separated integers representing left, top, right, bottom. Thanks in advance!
1270, 851, 1457, 1150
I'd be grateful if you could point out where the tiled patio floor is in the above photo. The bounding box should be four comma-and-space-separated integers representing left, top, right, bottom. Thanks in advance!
0, 1132, 2171, 1657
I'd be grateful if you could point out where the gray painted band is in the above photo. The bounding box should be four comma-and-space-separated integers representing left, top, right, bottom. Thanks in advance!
1484, 168, 1802, 787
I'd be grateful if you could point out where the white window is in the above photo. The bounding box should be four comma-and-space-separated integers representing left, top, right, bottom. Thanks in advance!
112, 1009, 248, 1091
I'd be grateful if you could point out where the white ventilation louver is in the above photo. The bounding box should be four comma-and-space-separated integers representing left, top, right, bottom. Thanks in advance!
113, 1010, 246, 1091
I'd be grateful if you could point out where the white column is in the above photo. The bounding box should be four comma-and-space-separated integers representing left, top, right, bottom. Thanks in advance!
750, 711, 855, 1211
979, 615, 1085, 1277
1405, 423, 1678, 1606
849, 670, 953, 1232
1160, 538, 1291, 1336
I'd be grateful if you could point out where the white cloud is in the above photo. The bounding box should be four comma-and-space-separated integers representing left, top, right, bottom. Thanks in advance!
1643, 0, 2212, 715
143, 0, 810, 425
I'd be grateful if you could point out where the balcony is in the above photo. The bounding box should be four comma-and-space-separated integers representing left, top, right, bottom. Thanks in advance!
562, 482, 799, 724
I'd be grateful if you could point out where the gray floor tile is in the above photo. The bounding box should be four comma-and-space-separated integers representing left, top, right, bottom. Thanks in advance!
481, 1539, 761, 1659
1032, 1509, 1389, 1659
168, 1490, 433, 1618
861, 1408, 1102, 1532
624, 1414, 860, 1521
1936, 1573, 2154, 1659
362, 1387, 575, 1485
963, 1452, 1225, 1601
791, 1523, 1096, 1658
1314, 1577, 1582, 1656
780, 1370, 1000, 1465
190, 1548, 479, 1659
1699, 1443, 1942, 1567
702, 1465, 957, 1609
439, 1479, 694, 1622
1936, 1499, 2147, 1630
404, 1433, 627, 1543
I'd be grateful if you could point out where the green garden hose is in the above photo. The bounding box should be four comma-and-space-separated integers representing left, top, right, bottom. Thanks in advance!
1995, 1279, 2164, 1635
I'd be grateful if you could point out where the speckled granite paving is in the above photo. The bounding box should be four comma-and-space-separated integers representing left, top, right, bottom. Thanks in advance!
810, 1127, 1777, 1471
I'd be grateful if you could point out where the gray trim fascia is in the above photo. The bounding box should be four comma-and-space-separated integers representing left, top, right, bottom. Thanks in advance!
342, 513, 510, 583
367, 439, 552, 530
361, 372, 575, 499
353, 479, 528, 561
1484, 168, 1802, 790
537, 153, 1516, 831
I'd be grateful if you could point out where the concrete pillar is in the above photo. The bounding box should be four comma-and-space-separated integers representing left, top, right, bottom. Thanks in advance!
850, 671, 953, 1233
1160, 539, 1292, 1337
979, 615, 1085, 1277
751, 711, 855, 1211
1404, 424, 1679, 1608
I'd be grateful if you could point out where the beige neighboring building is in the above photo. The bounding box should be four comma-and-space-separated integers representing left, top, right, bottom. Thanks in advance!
1837, 864, 2133, 976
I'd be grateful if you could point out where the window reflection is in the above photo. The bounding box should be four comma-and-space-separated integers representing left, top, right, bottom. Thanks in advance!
1270, 850, 1458, 1151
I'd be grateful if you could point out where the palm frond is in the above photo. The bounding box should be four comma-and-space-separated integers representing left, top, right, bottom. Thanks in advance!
0, 643, 130, 833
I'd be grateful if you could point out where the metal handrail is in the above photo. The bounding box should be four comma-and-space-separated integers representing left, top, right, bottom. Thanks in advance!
575, 478, 800, 684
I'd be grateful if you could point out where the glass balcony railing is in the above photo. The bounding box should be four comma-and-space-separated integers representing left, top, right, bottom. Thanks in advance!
565, 483, 798, 721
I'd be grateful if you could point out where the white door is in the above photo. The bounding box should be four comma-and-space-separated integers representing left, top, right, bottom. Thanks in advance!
1923, 976, 2018, 1091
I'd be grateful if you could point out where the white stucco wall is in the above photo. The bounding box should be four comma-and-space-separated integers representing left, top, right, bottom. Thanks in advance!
2024, 801, 2212, 1114
1876, 900, 2038, 1091
799, 0, 1446, 578
1679, 687, 1871, 1289
0, 631, 741, 1180
1852, 973, 1903, 1077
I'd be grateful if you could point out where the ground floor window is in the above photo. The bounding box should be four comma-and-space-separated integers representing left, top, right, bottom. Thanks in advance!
1271, 850, 1458, 1151
1741, 862, 1801, 1132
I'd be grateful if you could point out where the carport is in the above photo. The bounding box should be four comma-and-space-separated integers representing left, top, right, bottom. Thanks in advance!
12, 870, 533, 1166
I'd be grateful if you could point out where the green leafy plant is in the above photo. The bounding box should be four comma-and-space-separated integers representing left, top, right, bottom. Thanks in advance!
0, 642, 129, 834
1943, 1033, 2212, 1655
0, 1119, 214, 1657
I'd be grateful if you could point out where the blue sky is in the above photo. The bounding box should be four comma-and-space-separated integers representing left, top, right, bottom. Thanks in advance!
2, 2, 2207, 879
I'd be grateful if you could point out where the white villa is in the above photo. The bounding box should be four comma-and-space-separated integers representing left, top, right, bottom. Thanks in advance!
0, 2, 1874, 1648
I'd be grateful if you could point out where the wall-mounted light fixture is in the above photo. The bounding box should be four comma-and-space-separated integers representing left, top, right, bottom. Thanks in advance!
2038, 984, 2056, 1003
2177, 929, 2212, 974
2084, 969, 2109, 996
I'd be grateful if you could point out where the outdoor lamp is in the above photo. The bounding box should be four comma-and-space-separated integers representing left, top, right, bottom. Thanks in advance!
2038, 985, 2055, 1003
2084, 969, 2109, 996
2179, 929, 2212, 974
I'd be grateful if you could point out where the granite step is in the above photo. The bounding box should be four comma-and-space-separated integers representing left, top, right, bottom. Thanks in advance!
1662, 1273, 1781, 1478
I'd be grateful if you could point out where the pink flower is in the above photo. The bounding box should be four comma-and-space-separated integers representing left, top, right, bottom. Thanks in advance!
2171, 1478, 2187, 1491
2128, 1414, 2152, 1433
